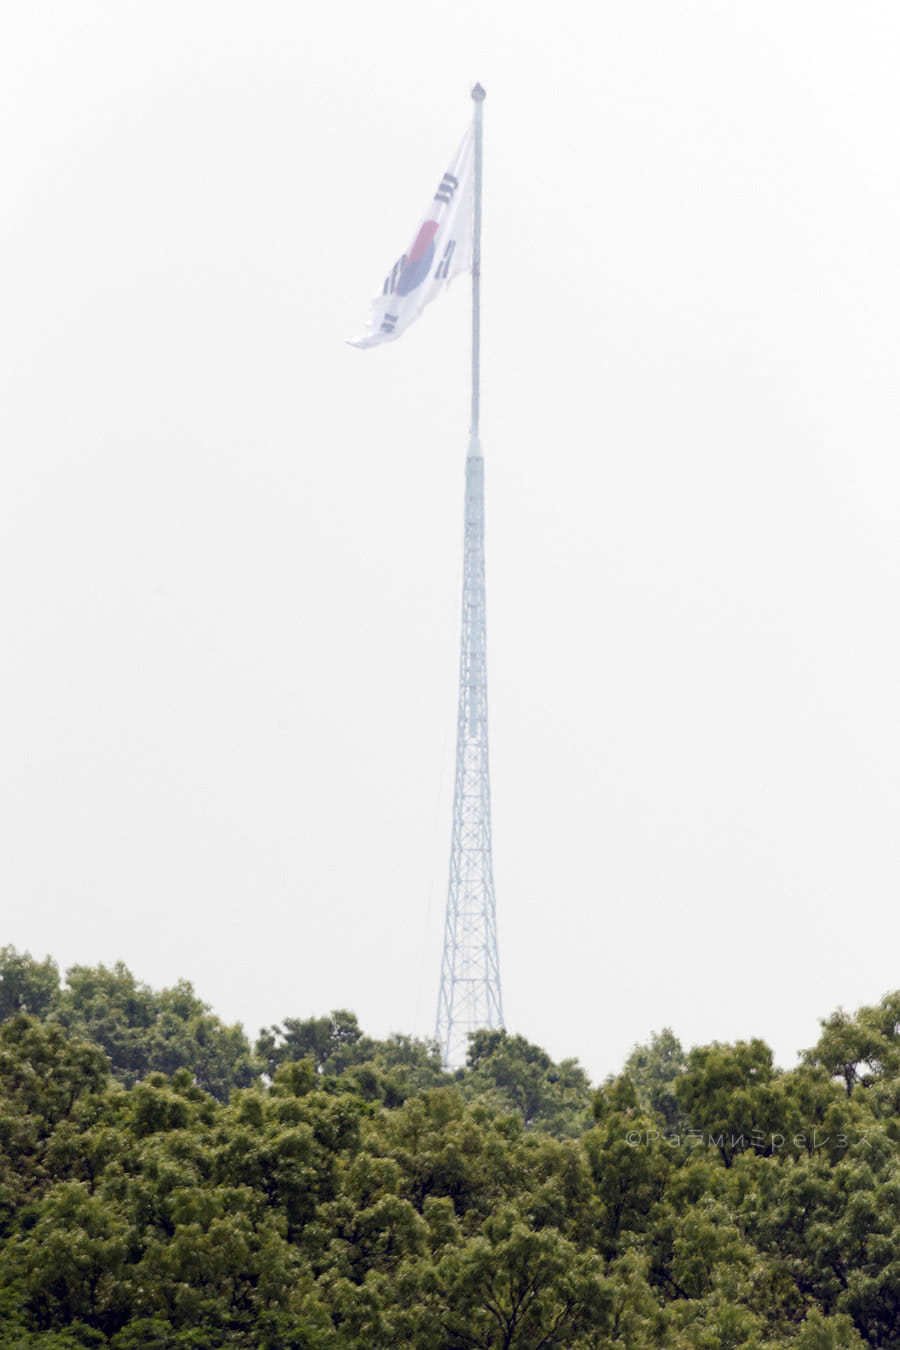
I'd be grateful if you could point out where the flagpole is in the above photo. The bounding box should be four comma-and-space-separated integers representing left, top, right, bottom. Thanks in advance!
436, 81, 503, 1065
469, 83, 485, 456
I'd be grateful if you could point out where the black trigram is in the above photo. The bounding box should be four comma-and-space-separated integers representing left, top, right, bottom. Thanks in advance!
434, 172, 458, 204
382, 255, 407, 295
434, 238, 456, 280
380, 312, 398, 335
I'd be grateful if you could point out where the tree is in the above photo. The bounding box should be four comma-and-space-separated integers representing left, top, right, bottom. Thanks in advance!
673, 1039, 791, 1166
430, 1207, 614, 1348
9, 1182, 132, 1336
0, 951, 897, 1348
622, 1029, 686, 1129
804, 993, 900, 1096
256, 1009, 365, 1077
0, 947, 59, 1020
464, 1029, 593, 1136
51, 963, 255, 1101
0, 1016, 108, 1129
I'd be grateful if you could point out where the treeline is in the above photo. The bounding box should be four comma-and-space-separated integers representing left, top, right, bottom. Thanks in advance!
0, 947, 896, 1347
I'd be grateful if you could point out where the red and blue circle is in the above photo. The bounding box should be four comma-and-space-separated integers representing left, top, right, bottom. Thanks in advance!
397, 220, 439, 296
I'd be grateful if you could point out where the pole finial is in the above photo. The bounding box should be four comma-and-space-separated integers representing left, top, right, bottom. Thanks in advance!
471, 83, 486, 102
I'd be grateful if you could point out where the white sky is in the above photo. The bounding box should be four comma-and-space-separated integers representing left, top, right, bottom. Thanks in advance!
2, 1, 899, 1081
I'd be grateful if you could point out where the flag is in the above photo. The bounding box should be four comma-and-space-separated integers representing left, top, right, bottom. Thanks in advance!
349, 125, 474, 348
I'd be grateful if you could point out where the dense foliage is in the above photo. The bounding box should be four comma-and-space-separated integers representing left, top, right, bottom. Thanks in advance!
0, 947, 896, 1347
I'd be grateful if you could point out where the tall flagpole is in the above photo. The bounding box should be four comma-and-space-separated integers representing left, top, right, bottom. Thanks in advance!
470, 82, 485, 452
435, 83, 505, 1069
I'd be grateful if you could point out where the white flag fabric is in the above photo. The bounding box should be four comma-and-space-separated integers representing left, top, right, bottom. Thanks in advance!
349, 125, 474, 348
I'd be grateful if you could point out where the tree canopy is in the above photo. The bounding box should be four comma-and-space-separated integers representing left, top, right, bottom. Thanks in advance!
0, 946, 896, 1347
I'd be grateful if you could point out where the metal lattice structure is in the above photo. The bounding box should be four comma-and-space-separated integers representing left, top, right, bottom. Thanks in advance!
435, 445, 504, 1069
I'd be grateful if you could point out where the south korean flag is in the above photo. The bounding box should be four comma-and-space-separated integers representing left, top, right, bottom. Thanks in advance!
349, 125, 474, 348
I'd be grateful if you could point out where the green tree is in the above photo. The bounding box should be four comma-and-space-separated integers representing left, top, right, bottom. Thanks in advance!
622, 1028, 686, 1129
257, 1009, 365, 1077
674, 1039, 794, 1166
0, 946, 59, 1020
431, 1207, 614, 1348
464, 1029, 593, 1136
0, 1015, 108, 1129
52, 963, 255, 1101
6, 1182, 132, 1336
0, 952, 897, 1349
804, 993, 900, 1096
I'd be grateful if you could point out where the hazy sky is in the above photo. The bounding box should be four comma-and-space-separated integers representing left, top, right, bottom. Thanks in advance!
2, 1, 899, 1081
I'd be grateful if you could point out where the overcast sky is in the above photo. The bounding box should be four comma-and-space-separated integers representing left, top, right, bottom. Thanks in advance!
2, 1, 899, 1081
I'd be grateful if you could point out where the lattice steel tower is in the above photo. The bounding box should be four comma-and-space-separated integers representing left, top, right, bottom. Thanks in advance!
435, 85, 504, 1069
